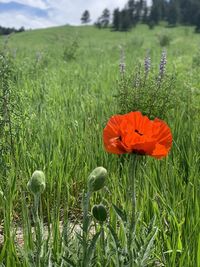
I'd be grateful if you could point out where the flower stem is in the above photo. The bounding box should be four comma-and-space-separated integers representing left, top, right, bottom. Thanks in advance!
128, 154, 138, 266
82, 190, 91, 266
34, 194, 43, 267
100, 223, 106, 266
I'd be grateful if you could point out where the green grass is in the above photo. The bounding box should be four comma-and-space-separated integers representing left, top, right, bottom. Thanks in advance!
0, 24, 200, 266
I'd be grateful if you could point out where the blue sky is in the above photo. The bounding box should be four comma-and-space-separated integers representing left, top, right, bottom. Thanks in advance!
0, 0, 151, 29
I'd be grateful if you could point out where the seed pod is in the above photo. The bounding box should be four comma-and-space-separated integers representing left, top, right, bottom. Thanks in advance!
92, 204, 107, 222
27, 170, 46, 195
88, 167, 107, 192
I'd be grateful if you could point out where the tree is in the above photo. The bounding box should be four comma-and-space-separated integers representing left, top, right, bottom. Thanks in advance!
149, 0, 162, 25
167, 0, 179, 26
120, 9, 132, 31
193, 1, 200, 32
179, 0, 190, 24
135, 0, 145, 23
127, 0, 136, 26
194, 10, 200, 32
178, 0, 200, 25
81, 10, 91, 24
96, 8, 110, 28
189, 0, 200, 25
161, 0, 168, 20
142, 1, 149, 23
94, 18, 102, 29
0, 25, 25, 35
112, 8, 120, 31
18, 26, 25, 33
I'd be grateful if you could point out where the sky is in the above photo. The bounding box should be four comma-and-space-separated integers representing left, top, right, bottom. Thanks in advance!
0, 0, 151, 29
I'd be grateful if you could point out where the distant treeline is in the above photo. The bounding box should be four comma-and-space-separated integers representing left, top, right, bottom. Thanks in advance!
81, 0, 200, 32
0, 26, 25, 35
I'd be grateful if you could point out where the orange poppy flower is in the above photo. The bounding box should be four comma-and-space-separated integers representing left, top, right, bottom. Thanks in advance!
103, 111, 172, 159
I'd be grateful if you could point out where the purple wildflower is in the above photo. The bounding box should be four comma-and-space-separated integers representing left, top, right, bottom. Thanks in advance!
158, 50, 167, 81
119, 46, 126, 75
144, 52, 151, 76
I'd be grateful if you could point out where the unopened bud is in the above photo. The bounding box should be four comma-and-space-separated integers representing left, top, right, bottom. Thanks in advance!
92, 204, 107, 222
88, 167, 107, 192
27, 170, 46, 195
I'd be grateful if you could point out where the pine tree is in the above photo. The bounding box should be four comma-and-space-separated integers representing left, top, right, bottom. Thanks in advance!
127, 0, 136, 26
179, 0, 200, 25
142, 1, 149, 23
179, 0, 191, 24
149, 0, 160, 25
194, 10, 200, 32
120, 9, 132, 31
167, 0, 179, 26
112, 8, 120, 31
98, 8, 110, 28
81, 10, 91, 24
161, 0, 168, 20
190, 0, 200, 25
149, 0, 167, 24
193, 0, 200, 31
135, 0, 145, 23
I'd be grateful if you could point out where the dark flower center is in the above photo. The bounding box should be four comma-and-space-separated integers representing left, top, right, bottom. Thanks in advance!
133, 149, 146, 155
135, 129, 143, 136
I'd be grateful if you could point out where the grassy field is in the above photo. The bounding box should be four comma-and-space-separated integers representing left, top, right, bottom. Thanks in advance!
0, 24, 200, 266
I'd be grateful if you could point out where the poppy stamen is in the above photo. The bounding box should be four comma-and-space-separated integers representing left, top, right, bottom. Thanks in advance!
135, 129, 143, 136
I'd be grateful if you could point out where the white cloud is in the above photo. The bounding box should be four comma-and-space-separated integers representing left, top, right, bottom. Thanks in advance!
0, 0, 48, 9
46, 0, 152, 25
0, 11, 54, 29
0, 0, 152, 29
44, 0, 147, 26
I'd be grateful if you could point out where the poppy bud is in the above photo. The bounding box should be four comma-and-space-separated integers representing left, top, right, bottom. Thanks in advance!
92, 204, 107, 222
88, 167, 107, 192
27, 170, 46, 195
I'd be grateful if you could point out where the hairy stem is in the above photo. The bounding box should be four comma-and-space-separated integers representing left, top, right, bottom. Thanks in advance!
82, 191, 91, 266
128, 155, 139, 266
34, 194, 43, 267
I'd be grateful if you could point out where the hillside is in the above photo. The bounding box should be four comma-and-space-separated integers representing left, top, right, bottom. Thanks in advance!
1, 24, 199, 68
0, 24, 199, 266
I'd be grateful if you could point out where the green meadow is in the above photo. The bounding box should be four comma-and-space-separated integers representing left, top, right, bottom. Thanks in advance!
0, 24, 200, 266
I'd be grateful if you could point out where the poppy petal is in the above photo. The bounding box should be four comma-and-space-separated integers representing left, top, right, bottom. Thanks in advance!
151, 143, 170, 159
152, 119, 173, 150
103, 111, 173, 159
103, 115, 127, 154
